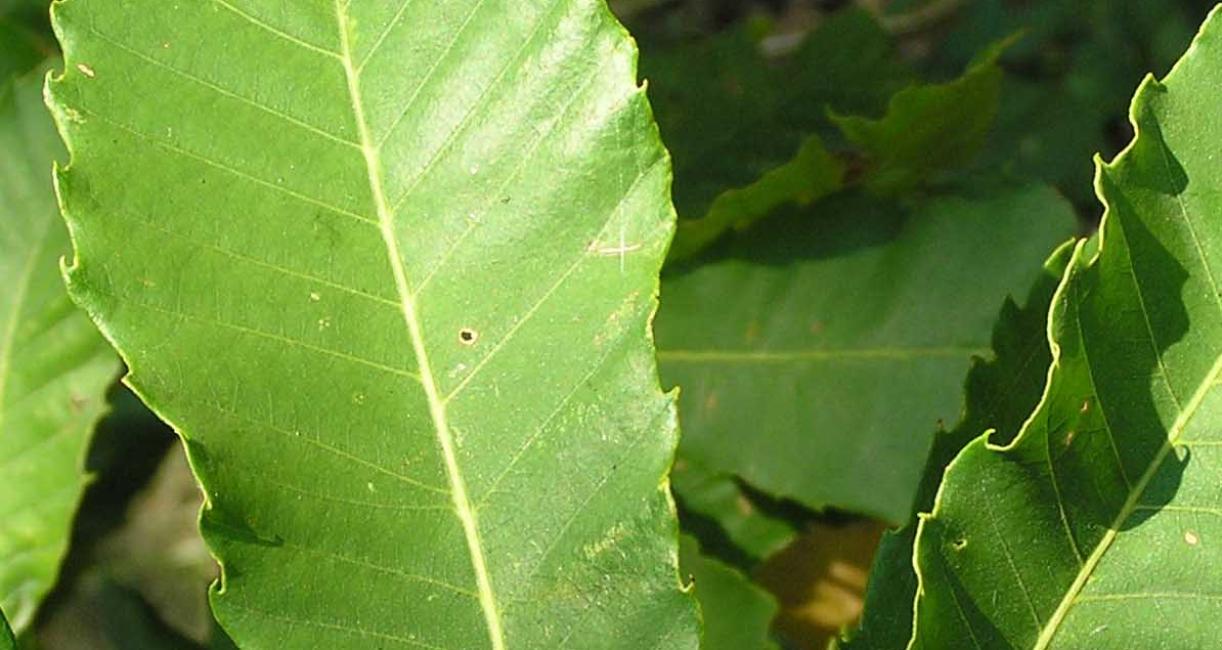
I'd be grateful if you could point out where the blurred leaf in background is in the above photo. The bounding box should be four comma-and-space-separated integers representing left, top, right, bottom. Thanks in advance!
0, 0, 54, 81
640, 8, 912, 224
658, 186, 1075, 523
39, 444, 222, 650
671, 458, 800, 564
831, 36, 1011, 195
756, 517, 886, 649
680, 535, 779, 649
906, 0, 1218, 210
0, 66, 118, 634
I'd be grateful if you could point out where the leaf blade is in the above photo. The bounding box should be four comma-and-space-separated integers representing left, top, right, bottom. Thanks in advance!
48, 1, 699, 647
909, 8, 1222, 647
658, 186, 1077, 522
840, 242, 1073, 650
0, 68, 116, 633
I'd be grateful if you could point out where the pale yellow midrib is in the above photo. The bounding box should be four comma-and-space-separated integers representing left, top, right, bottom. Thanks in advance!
1032, 353, 1222, 649
334, 5, 505, 649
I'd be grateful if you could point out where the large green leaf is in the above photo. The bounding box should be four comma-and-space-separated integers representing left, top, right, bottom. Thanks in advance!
910, 8, 1222, 647
49, 1, 698, 647
839, 242, 1072, 650
658, 186, 1077, 522
679, 535, 778, 650
0, 69, 115, 631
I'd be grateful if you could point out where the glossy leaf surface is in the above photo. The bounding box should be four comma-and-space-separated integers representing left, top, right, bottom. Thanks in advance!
49, 1, 698, 647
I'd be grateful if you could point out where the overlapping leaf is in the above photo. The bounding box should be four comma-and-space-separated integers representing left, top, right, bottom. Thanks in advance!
840, 243, 1072, 649
910, 8, 1222, 646
657, 186, 1076, 522
0, 69, 115, 632
48, 0, 698, 647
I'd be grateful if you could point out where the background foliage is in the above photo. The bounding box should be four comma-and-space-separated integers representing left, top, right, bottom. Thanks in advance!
0, 0, 1218, 648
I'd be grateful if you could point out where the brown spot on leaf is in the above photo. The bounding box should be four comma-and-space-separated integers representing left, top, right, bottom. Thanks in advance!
744, 320, 760, 344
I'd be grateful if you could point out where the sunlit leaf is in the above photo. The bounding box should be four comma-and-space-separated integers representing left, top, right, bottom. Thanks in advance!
839, 242, 1072, 649
910, 9, 1222, 646
48, 0, 698, 646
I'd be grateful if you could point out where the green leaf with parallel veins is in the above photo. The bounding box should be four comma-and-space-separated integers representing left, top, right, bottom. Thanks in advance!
679, 535, 778, 650
48, 1, 698, 647
658, 185, 1076, 522
0, 70, 116, 632
839, 242, 1073, 650
910, 8, 1222, 647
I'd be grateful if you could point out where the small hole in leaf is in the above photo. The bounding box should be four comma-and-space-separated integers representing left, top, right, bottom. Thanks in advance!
952, 538, 968, 551
459, 328, 478, 345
